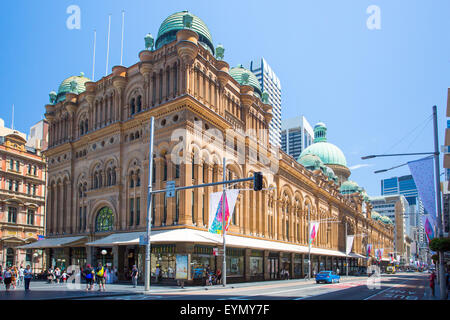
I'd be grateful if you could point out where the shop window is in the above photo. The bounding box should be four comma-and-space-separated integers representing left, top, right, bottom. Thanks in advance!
95, 207, 114, 232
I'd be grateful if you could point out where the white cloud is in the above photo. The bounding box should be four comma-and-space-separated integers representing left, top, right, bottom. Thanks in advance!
349, 164, 373, 170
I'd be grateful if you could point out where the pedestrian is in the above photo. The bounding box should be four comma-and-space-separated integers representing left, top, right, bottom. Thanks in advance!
11, 266, 17, 289
285, 269, 290, 280
131, 265, 139, 288
62, 270, 68, 283
216, 269, 222, 285
19, 265, 24, 286
23, 265, 33, 291
83, 264, 94, 291
55, 267, 61, 284
113, 266, 118, 283
3, 267, 12, 291
95, 262, 106, 291
336, 268, 340, 276
429, 270, 437, 297
0, 265, 3, 286
155, 265, 160, 283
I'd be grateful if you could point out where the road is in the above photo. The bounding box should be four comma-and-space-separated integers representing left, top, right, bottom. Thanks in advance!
75, 272, 431, 300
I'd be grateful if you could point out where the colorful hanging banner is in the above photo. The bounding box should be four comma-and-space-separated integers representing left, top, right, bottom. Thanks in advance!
346, 235, 354, 255
408, 157, 436, 220
422, 214, 436, 243
309, 222, 320, 245
208, 190, 240, 235
366, 244, 373, 257
375, 248, 384, 261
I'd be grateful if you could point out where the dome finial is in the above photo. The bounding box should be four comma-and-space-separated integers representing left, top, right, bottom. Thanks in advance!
144, 33, 154, 50
183, 12, 194, 29
215, 44, 225, 60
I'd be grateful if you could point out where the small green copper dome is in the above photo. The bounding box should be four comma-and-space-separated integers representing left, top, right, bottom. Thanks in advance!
229, 65, 262, 97
55, 73, 91, 103
299, 122, 347, 167
155, 11, 214, 55
340, 180, 361, 195
298, 154, 324, 170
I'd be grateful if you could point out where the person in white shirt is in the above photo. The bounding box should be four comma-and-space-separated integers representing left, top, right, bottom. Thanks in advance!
18, 266, 25, 286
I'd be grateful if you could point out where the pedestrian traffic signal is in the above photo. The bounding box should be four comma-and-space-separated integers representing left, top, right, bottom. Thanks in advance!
253, 172, 263, 191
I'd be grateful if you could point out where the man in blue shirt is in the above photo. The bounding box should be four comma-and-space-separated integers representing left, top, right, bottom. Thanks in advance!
23, 265, 33, 291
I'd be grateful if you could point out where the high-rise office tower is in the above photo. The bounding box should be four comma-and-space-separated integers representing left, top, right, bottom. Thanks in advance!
381, 175, 426, 259
281, 116, 314, 160
249, 57, 281, 147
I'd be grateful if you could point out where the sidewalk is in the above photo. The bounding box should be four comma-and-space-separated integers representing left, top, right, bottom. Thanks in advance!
424, 285, 450, 300
0, 276, 363, 300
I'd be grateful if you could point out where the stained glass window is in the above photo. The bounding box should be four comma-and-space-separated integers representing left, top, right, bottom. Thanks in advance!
95, 207, 114, 232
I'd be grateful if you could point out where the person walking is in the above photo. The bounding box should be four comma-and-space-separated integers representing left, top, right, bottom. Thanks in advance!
23, 265, 33, 291
216, 269, 222, 285
155, 265, 160, 283
83, 264, 94, 291
429, 270, 437, 297
55, 267, 61, 284
3, 267, 12, 291
95, 263, 106, 291
131, 265, 139, 288
11, 266, 17, 289
19, 265, 24, 287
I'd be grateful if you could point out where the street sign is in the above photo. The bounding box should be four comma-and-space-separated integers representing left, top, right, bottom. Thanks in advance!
166, 180, 176, 198
139, 235, 149, 245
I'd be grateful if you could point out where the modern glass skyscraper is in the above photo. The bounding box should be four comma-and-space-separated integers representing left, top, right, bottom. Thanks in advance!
281, 116, 314, 160
249, 57, 281, 147
381, 175, 425, 253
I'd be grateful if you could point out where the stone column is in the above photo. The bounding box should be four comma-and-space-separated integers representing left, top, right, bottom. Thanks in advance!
244, 248, 251, 281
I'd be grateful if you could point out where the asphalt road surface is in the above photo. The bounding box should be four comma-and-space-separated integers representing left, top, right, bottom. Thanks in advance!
76, 272, 430, 300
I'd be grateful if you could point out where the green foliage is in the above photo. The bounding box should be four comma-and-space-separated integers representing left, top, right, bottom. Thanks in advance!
429, 237, 450, 252
431, 254, 439, 262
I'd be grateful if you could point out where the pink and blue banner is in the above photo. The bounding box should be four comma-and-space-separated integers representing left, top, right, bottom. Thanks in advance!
309, 222, 320, 245
367, 244, 373, 257
422, 214, 436, 243
208, 190, 239, 235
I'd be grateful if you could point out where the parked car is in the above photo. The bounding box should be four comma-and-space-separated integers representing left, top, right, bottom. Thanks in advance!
315, 271, 340, 284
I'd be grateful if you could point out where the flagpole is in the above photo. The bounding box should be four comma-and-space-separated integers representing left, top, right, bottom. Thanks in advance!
308, 206, 311, 280
105, 14, 111, 76
120, 10, 125, 66
345, 222, 348, 277
92, 29, 96, 81
432, 105, 446, 300
222, 157, 227, 287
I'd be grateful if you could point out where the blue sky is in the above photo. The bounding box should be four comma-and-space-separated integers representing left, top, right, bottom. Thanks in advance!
1, 0, 449, 196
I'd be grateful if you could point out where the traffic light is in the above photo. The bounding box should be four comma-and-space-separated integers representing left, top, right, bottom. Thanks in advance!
253, 172, 263, 191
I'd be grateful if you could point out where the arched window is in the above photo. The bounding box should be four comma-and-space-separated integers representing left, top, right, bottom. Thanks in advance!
95, 207, 114, 232
93, 173, 99, 189
6, 248, 14, 267
107, 168, 112, 186
80, 122, 84, 136
84, 119, 88, 133
137, 96, 142, 113
98, 171, 103, 188
130, 171, 134, 188
111, 167, 117, 185
136, 170, 141, 187
130, 98, 136, 116
79, 184, 83, 198
27, 209, 35, 225
163, 159, 167, 181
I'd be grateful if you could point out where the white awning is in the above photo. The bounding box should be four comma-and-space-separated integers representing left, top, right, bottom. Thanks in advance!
85, 229, 222, 247
381, 258, 391, 262
86, 229, 348, 258
17, 236, 87, 249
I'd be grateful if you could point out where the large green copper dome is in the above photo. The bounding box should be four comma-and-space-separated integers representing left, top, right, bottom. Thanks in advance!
299, 122, 347, 167
55, 73, 91, 103
155, 11, 214, 54
229, 65, 262, 97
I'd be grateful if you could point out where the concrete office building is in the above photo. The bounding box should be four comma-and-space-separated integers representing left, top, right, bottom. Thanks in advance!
249, 57, 282, 147
281, 116, 314, 161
